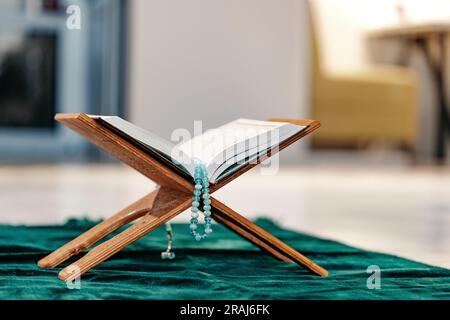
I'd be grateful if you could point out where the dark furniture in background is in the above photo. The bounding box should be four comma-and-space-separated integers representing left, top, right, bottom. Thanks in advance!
0, 33, 57, 129
0, 0, 128, 163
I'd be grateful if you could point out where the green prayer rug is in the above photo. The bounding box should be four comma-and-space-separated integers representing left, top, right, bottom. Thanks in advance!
1, 219, 449, 300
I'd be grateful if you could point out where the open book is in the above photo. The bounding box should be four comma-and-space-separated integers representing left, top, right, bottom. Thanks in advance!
92, 116, 307, 183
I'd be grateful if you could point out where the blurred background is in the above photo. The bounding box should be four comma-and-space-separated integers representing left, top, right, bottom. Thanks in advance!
1, 0, 450, 268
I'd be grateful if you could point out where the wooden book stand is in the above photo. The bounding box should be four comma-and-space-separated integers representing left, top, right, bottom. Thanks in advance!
38, 113, 328, 281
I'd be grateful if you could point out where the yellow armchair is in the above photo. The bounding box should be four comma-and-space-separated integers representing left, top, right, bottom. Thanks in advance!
309, 1, 419, 149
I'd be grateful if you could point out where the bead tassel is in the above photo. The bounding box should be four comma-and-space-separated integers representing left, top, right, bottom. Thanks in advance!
189, 159, 213, 241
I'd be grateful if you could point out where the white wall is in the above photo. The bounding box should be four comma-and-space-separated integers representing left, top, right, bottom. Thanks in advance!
127, 0, 311, 160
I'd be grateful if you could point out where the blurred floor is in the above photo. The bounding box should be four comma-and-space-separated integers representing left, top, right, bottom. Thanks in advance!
1, 162, 450, 269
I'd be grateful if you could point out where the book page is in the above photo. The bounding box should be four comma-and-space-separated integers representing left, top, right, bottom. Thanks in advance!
177, 119, 283, 166
177, 119, 302, 180
208, 125, 302, 182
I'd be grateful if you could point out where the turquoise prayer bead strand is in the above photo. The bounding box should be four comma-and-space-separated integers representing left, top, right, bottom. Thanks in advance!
189, 159, 213, 241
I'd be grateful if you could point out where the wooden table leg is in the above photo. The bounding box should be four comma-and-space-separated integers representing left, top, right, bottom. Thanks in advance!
59, 187, 191, 282
416, 35, 450, 162
210, 198, 329, 277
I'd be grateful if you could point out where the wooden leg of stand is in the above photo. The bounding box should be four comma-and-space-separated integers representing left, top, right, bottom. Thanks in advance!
38, 190, 161, 269
210, 198, 329, 277
211, 212, 293, 263
59, 187, 191, 282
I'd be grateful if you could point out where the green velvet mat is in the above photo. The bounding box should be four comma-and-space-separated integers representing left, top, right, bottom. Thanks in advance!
1, 219, 450, 300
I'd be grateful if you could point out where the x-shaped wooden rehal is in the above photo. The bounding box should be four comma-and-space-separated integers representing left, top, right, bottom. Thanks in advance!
38, 113, 328, 281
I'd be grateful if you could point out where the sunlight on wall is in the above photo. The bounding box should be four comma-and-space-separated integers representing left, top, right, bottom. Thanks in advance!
362, 0, 450, 29
315, 0, 450, 72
